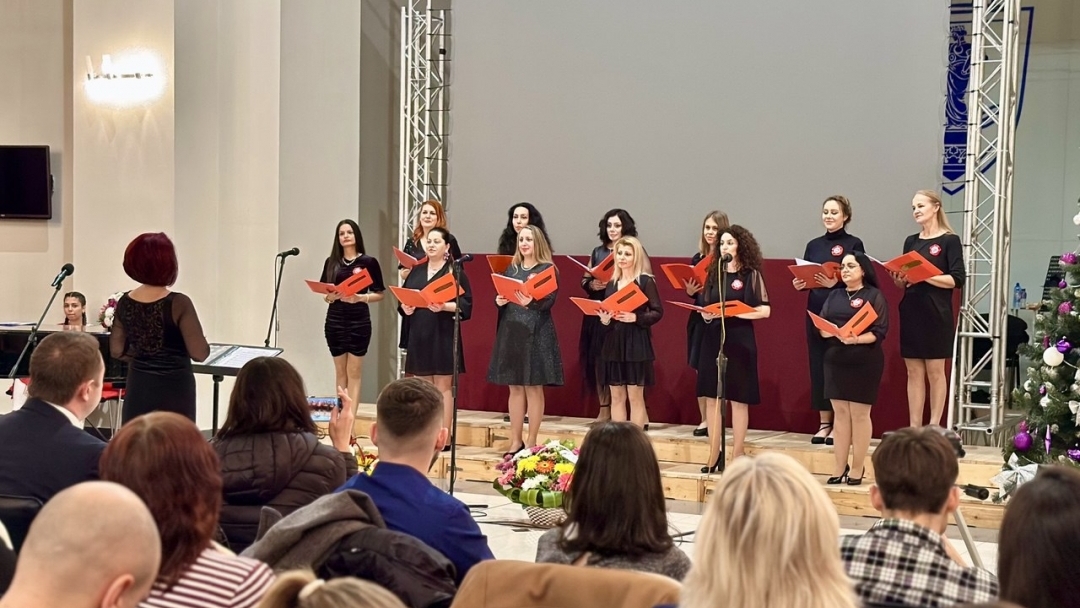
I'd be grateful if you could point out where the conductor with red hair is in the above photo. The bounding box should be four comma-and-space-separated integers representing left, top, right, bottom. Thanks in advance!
110, 233, 210, 424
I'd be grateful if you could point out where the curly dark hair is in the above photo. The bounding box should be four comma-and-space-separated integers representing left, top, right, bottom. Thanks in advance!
596, 209, 638, 245
496, 202, 550, 255
706, 224, 763, 289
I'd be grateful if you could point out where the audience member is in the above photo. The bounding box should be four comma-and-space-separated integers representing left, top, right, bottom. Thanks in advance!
0, 481, 161, 608
998, 465, 1080, 608
214, 357, 358, 552
101, 412, 275, 608
0, 332, 106, 503
337, 378, 493, 584
536, 422, 690, 580
680, 452, 858, 608
256, 570, 406, 608
841, 427, 998, 607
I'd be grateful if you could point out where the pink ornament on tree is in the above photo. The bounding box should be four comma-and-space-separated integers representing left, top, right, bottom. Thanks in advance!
1019, 420, 1029, 433
1060, 302, 1073, 315
1063, 252, 1078, 265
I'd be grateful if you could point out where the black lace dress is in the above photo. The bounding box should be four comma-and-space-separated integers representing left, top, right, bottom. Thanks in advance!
487, 262, 564, 387
693, 268, 769, 404
110, 292, 209, 423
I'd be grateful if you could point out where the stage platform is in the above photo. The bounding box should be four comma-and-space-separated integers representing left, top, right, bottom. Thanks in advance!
338, 404, 1007, 529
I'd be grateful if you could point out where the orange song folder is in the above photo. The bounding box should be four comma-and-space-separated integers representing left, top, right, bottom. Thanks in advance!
393, 247, 428, 269
487, 255, 513, 274
389, 272, 463, 307
809, 304, 879, 339
660, 254, 713, 290
305, 269, 374, 298
667, 299, 756, 318
565, 252, 616, 284
570, 282, 649, 316
882, 251, 942, 284
491, 265, 558, 304
787, 259, 841, 286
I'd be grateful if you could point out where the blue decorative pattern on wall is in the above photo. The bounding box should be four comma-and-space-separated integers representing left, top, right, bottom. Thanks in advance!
943, 3, 1034, 196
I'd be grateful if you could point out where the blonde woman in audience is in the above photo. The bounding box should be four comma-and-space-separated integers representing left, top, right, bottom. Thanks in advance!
680, 452, 858, 608
101, 412, 275, 608
256, 570, 406, 608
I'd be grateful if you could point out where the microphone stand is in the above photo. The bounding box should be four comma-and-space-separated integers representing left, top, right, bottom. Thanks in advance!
448, 255, 467, 495
7, 278, 67, 380
264, 254, 289, 348
712, 261, 729, 473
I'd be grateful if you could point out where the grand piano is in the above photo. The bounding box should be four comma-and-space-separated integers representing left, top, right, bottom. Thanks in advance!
0, 325, 126, 380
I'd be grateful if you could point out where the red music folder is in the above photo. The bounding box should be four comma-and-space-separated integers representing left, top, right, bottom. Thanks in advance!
305, 269, 374, 298
667, 299, 756, 318
570, 281, 649, 316
787, 259, 842, 286
565, 252, 616, 284
487, 255, 514, 274
389, 272, 463, 307
491, 265, 558, 304
393, 247, 428, 269
809, 304, 879, 338
882, 251, 942, 284
660, 254, 713, 290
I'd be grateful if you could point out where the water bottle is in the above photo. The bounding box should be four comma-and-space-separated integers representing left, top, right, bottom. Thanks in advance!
1020, 288, 1027, 309
1013, 282, 1022, 310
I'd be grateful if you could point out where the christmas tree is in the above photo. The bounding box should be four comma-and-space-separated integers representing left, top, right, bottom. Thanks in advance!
1008, 199, 1080, 467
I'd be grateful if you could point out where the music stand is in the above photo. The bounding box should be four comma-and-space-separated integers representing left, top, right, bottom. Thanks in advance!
192, 343, 283, 435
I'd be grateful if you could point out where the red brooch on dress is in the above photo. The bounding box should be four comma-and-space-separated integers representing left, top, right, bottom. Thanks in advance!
352, 267, 362, 274
850, 297, 865, 309
731, 279, 744, 291
831, 244, 844, 257
929, 244, 942, 256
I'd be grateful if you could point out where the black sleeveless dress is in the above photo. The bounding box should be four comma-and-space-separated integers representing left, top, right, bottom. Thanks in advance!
693, 268, 768, 404
322, 255, 386, 357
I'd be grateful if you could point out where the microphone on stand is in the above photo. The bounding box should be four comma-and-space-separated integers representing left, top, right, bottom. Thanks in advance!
719, 253, 733, 264
265, 249, 298, 347
51, 263, 75, 288
454, 254, 474, 265
959, 484, 990, 500
276, 247, 300, 258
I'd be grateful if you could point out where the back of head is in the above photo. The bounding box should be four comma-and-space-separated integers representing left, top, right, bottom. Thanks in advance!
681, 453, 857, 608
123, 232, 179, 286
27, 331, 103, 408
374, 379, 442, 455
872, 427, 958, 514
998, 465, 1080, 608
561, 422, 671, 557
9, 481, 160, 607
100, 412, 222, 584
256, 570, 406, 608
217, 357, 315, 438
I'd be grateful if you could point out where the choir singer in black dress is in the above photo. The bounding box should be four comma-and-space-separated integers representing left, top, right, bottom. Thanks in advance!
792, 196, 864, 445
820, 253, 888, 486
397, 200, 462, 352
694, 226, 771, 472
399, 227, 472, 441
598, 236, 663, 428
685, 210, 729, 437
319, 220, 385, 408
580, 209, 637, 423
111, 233, 210, 424
890, 190, 965, 428
495, 202, 551, 256
488, 225, 564, 453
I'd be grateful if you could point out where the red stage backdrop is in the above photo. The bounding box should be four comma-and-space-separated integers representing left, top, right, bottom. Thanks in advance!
452, 256, 937, 436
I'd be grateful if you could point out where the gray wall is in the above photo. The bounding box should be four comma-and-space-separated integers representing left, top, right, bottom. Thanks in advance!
447, 0, 947, 259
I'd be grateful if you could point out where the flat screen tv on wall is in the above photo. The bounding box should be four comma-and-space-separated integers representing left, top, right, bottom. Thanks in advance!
0, 145, 53, 219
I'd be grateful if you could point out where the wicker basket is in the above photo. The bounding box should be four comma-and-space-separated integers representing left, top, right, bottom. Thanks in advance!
524, 506, 568, 528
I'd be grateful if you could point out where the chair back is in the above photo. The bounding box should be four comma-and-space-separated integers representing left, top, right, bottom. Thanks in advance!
451, 560, 681, 608
0, 494, 43, 553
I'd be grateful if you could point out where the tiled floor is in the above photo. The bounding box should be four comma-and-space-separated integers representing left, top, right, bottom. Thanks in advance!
445, 481, 1000, 573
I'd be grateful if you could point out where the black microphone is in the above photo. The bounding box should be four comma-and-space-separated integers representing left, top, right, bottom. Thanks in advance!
720, 253, 733, 263
276, 247, 300, 258
455, 254, 474, 264
959, 484, 990, 500
51, 263, 74, 288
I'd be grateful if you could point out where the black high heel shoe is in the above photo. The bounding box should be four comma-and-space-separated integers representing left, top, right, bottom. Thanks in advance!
847, 469, 864, 486
826, 464, 850, 485
700, 455, 723, 474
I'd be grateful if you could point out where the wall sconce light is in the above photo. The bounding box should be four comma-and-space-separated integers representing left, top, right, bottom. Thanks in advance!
84, 51, 165, 107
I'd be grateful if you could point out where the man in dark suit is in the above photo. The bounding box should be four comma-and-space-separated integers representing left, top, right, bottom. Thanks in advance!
0, 332, 107, 504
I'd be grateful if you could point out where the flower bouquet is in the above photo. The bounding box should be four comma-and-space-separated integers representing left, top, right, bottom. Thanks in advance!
493, 440, 578, 527
98, 291, 125, 329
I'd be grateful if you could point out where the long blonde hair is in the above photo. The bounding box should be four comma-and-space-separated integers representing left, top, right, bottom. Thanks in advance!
511, 225, 554, 267
680, 453, 858, 608
610, 236, 652, 284
698, 210, 731, 256
915, 190, 955, 235
256, 570, 406, 608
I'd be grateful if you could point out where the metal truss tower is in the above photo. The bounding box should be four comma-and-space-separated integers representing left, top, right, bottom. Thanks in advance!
397, 0, 450, 377
950, 0, 1021, 436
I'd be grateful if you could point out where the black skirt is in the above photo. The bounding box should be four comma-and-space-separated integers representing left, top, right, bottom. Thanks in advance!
123, 367, 197, 423
694, 319, 760, 405
823, 342, 884, 404
324, 302, 373, 357
899, 289, 955, 359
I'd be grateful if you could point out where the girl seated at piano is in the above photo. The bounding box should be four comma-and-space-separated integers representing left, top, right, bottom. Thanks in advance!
61, 291, 87, 328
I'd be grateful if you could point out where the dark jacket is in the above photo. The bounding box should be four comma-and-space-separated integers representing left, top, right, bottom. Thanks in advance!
0, 398, 105, 504
214, 431, 357, 553
243, 490, 457, 608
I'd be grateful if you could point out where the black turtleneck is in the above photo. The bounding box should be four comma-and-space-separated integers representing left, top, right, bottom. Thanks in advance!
802, 227, 865, 314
